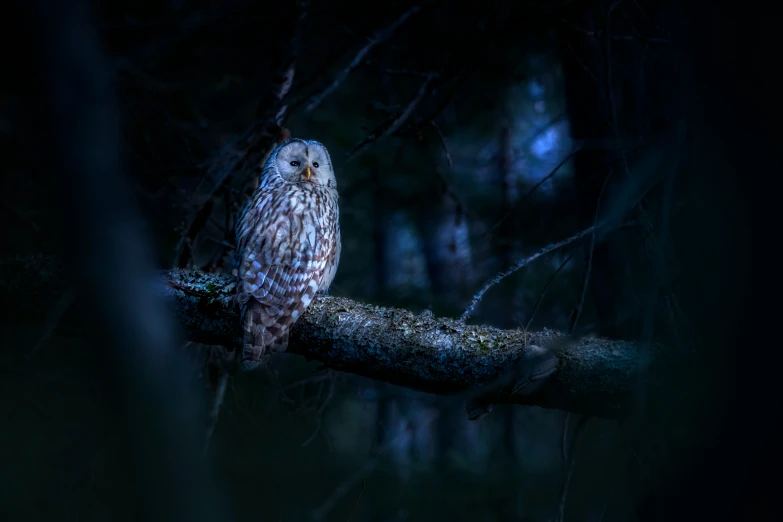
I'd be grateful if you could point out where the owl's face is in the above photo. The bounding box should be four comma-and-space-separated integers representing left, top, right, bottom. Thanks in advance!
271, 139, 336, 189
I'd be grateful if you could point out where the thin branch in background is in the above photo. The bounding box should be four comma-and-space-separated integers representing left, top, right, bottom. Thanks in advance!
2, 199, 41, 232
461, 223, 599, 322
345, 430, 381, 522
393, 3, 504, 139
175, 198, 214, 268
280, 370, 333, 393
377, 66, 441, 79
604, 1, 623, 147
27, 285, 77, 359
271, 370, 340, 447
311, 452, 381, 521
203, 366, 230, 454
174, 1, 310, 268
560, 411, 571, 468
524, 249, 578, 332
431, 120, 453, 170
395, 73, 463, 137
559, 17, 671, 43
305, 5, 422, 112
202, 187, 236, 272
111, 8, 215, 72
627, 438, 657, 494
232, 391, 274, 447
556, 414, 591, 522
569, 174, 612, 334
312, 411, 438, 521
487, 149, 577, 238
631, 0, 675, 38
429, 120, 475, 223
667, 292, 702, 348
289, 37, 367, 112
301, 371, 337, 447
566, 42, 598, 84
344, 74, 436, 164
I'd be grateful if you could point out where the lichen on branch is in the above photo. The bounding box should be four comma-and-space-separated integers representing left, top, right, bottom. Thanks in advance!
2, 256, 666, 420
161, 269, 661, 419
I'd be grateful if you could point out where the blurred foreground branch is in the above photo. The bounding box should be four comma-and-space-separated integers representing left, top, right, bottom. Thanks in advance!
22, 0, 223, 518
6, 258, 675, 419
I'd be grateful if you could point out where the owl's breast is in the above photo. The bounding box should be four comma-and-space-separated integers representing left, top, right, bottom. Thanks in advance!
249, 187, 334, 267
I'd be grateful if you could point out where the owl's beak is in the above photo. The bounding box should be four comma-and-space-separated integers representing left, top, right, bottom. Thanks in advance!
304, 166, 312, 180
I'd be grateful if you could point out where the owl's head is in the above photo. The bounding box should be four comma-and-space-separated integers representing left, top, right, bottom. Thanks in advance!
262, 138, 336, 190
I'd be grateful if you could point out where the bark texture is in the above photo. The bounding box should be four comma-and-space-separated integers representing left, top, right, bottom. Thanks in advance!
3, 257, 673, 419
162, 270, 667, 419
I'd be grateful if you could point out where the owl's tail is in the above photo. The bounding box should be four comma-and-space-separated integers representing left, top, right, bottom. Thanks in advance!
239, 299, 290, 371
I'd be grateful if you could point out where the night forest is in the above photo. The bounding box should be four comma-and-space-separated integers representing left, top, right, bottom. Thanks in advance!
0, 1, 776, 522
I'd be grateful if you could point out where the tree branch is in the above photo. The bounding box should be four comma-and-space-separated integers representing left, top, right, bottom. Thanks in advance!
461, 223, 598, 322
305, 4, 422, 113
161, 271, 667, 419
343, 74, 436, 164
4, 256, 672, 420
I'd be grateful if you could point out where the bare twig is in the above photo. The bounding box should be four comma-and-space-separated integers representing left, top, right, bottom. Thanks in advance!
556, 414, 591, 522
560, 412, 571, 468
301, 371, 337, 446
343, 426, 382, 522
429, 120, 474, 223
27, 285, 77, 358
631, 0, 675, 37
431, 121, 453, 170
394, 74, 463, 137
486, 149, 577, 238
111, 9, 215, 72
2, 200, 41, 231
560, 17, 671, 43
392, 3, 504, 139
344, 74, 436, 164
461, 223, 599, 322
604, 2, 622, 148
305, 5, 422, 112
174, 2, 309, 268
378, 66, 441, 79
281, 371, 333, 393
312, 411, 437, 520
204, 365, 231, 454
525, 250, 578, 332
566, 42, 598, 84
569, 174, 611, 334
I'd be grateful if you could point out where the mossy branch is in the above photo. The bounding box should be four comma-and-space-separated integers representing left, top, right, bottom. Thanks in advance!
162, 270, 668, 419
2, 256, 671, 419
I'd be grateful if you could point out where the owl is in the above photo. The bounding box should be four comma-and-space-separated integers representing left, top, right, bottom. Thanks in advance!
233, 139, 341, 371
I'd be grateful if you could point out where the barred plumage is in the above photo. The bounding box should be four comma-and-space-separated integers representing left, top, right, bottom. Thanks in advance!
233, 139, 341, 371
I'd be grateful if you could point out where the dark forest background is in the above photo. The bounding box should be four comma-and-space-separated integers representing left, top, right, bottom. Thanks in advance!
0, 1, 776, 521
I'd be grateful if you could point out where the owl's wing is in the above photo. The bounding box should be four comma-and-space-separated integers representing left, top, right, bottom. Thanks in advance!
238, 264, 321, 370
234, 190, 324, 369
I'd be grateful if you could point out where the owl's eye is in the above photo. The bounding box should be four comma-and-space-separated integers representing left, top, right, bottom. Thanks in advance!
313, 162, 319, 168
290, 161, 300, 167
